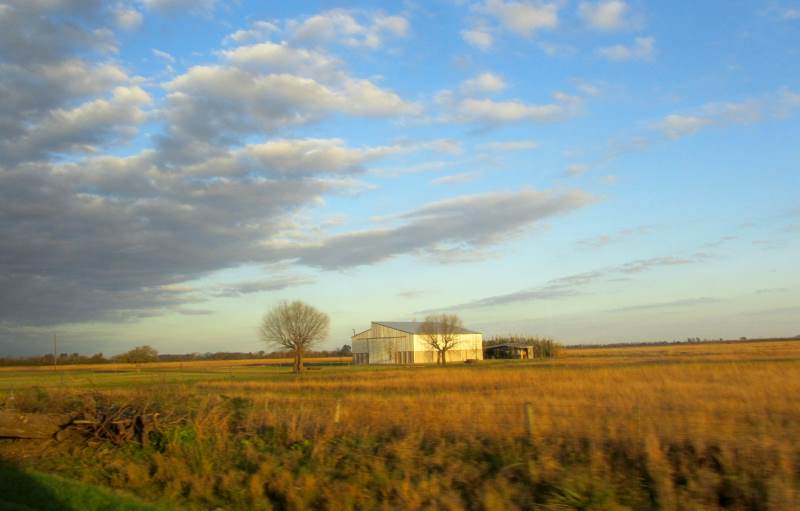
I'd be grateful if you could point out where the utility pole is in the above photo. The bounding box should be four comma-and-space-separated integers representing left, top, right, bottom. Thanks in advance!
53, 333, 57, 371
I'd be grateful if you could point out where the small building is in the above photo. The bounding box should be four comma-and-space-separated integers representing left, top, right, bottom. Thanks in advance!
484, 343, 534, 359
351, 321, 483, 365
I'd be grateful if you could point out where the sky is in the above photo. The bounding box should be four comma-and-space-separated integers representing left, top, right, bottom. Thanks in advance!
0, 0, 799, 356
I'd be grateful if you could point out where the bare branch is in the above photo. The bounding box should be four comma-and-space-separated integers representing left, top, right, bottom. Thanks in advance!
260, 301, 329, 373
420, 313, 464, 365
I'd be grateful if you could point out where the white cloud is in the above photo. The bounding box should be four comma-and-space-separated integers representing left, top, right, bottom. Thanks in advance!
370, 160, 455, 177
480, 0, 560, 37
656, 93, 799, 140
461, 28, 494, 50
422, 139, 464, 155
160, 57, 420, 155
221, 41, 341, 80
577, 225, 653, 248
659, 114, 712, 139
565, 163, 590, 176
163, 68, 338, 138
289, 10, 408, 49
778, 88, 800, 115
0, 147, 365, 326
272, 189, 595, 269
573, 80, 604, 96
606, 297, 722, 313
143, 0, 216, 14
115, 8, 143, 30
538, 41, 577, 56
152, 48, 175, 63
432, 172, 480, 185
342, 78, 421, 116
224, 21, 279, 45
597, 36, 655, 61
758, 4, 800, 21
479, 140, 538, 151
779, 7, 800, 19
457, 92, 582, 124
1, 86, 151, 164
601, 90, 800, 162
213, 275, 315, 298
461, 72, 506, 94
0, 2, 422, 331
37, 60, 129, 102
221, 10, 408, 50
425, 252, 709, 311
579, 0, 633, 31
183, 138, 404, 178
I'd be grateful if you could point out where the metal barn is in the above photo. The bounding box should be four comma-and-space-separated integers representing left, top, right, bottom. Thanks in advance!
351, 321, 484, 365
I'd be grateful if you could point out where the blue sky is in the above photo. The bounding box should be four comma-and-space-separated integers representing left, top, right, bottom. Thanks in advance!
0, 0, 798, 356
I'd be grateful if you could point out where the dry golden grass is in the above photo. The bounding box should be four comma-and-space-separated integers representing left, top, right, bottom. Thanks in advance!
0, 356, 351, 372
1, 340, 799, 510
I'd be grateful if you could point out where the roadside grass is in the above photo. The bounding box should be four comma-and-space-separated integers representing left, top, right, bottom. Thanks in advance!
0, 340, 798, 510
0, 462, 166, 511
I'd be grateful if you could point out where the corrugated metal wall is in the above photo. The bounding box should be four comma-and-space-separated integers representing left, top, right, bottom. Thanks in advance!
352, 323, 413, 365
352, 324, 484, 364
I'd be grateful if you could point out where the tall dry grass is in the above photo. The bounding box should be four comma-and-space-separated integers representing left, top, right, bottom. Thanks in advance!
1, 341, 799, 510
0, 356, 351, 373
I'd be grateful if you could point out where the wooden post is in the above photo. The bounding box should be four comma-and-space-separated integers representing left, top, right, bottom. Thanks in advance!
53, 333, 57, 372
525, 402, 534, 438
333, 399, 341, 424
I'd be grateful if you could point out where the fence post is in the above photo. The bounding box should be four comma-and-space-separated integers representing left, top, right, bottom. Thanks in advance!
525, 402, 534, 438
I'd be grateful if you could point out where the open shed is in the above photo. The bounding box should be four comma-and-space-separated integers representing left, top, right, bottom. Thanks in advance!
484, 343, 535, 359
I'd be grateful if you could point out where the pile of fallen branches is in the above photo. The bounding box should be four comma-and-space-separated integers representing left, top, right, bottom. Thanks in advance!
69, 405, 160, 446
1, 395, 170, 447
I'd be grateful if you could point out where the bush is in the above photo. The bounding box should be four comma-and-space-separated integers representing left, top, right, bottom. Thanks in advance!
113, 345, 159, 364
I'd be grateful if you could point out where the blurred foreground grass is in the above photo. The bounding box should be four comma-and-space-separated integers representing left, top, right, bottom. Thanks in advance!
1, 340, 799, 510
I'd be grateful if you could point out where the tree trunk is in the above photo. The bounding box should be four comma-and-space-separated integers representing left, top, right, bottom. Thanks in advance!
440, 349, 446, 365
0, 411, 74, 439
294, 350, 304, 373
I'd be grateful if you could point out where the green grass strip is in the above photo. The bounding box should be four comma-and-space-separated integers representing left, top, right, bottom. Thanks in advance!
0, 463, 168, 511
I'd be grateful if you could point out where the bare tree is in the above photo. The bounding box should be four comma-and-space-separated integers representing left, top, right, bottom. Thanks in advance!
420, 313, 463, 365
259, 301, 329, 373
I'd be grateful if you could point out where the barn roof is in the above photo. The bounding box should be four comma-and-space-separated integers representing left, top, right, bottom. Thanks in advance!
373, 321, 480, 335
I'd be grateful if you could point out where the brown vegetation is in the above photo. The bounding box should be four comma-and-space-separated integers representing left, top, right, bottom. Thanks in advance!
0, 340, 798, 510
0, 356, 350, 373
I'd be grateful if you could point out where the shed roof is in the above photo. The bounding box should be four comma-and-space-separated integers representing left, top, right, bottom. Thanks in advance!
373, 321, 480, 335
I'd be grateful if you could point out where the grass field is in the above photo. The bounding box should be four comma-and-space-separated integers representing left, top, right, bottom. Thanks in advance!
1, 341, 799, 510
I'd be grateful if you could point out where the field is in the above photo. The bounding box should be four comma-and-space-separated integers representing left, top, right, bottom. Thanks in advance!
1, 341, 799, 510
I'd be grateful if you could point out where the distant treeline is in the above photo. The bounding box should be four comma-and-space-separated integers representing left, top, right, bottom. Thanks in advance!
159, 345, 352, 361
485, 336, 563, 358
568, 336, 800, 349
0, 344, 352, 367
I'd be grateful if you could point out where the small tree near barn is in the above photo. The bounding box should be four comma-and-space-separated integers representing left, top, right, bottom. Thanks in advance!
259, 301, 329, 373
420, 313, 463, 365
